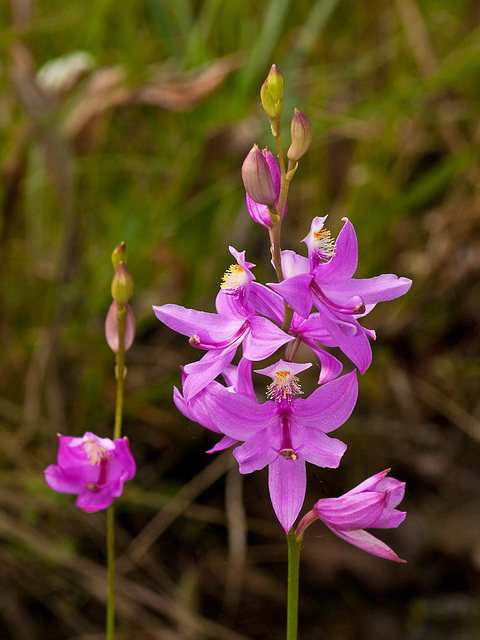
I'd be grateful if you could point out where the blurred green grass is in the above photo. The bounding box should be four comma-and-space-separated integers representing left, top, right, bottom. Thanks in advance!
2, 0, 480, 638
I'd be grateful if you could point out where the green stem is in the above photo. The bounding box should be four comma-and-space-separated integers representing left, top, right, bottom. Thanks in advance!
286, 529, 302, 640
113, 304, 126, 440
106, 504, 116, 640
268, 125, 296, 337
106, 302, 127, 638
273, 126, 291, 227
268, 221, 284, 283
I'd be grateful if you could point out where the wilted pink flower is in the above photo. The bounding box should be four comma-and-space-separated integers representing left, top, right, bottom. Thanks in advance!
45, 432, 135, 512
105, 301, 136, 353
245, 148, 286, 228
242, 144, 276, 206
296, 469, 406, 562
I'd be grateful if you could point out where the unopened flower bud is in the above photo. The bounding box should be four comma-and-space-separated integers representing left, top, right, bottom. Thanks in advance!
260, 65, 284, 118
105, 301, 136, 353
260, 81, 277, 119
111, 262, 133, 304
266, 64, 284, 102
111, 241, 127, 270
287, 109, 313, 162
242, 145, 276, 205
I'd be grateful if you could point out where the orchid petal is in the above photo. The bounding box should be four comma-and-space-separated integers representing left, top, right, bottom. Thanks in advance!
153, 304, 245, 344
204, 385, 274, 439
316, 492, 386, 529
292, 426, 347, 468
323, 274, 412, 305
206, 435, 237, 453
302, 337, 343, 383
243, 315, 293, 360
313, 218, 358, 282
269, 456, 306, 532
182, 346, 238, 401
269, 272, 315, 318
233, 428, 279, 473
326, 527, 406, 563
293, 371, 358, 432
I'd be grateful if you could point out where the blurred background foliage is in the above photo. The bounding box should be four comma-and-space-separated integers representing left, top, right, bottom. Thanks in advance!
2, 0, 480, 638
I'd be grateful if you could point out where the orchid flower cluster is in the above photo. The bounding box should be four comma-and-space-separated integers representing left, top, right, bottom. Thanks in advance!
153, 65, 412, 563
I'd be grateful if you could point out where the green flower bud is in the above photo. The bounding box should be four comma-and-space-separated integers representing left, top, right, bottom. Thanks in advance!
260, 64, 284, 118
260, 80, 277, 119
287, 109, 313, 162
111, 262, 133, 304
111, 241, 127, 270
266, 64, 284, 102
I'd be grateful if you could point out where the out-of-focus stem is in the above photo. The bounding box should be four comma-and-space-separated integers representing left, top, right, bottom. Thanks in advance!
106, 301, 127, 638
113, 304, 126, 440
106, 504, 116, 640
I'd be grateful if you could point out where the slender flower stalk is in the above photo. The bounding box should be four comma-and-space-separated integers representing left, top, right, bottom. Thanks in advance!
286, 529, 301, 640
106, 502, 116, 640
106, 299, 126, 640
113, 302, 126, 440
106, 243, 135, 639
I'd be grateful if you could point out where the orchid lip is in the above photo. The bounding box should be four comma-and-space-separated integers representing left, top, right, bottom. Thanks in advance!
312, 281, 364, 316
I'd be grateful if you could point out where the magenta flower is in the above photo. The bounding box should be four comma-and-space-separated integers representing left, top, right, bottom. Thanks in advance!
245, 148, 287, 228
45, 432, 136, 512
173, 358, 256, 454
269, 217, 412, 373
202, 362, 358, 532
248, 275, 343, 383
153, 247, 293, 400
296, 469, 406, 562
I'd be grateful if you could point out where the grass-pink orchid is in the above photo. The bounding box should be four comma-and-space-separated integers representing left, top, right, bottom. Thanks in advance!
173, 358, 255, 454
248, 277, 343, 383
296, 469, 406, 562
202, 362, 358, 532
269, 217, 412, 373
45, 432, 135, 512
153, 247, 293, 400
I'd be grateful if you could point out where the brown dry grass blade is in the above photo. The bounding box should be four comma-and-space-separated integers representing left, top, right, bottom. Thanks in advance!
64, 53, 244, 153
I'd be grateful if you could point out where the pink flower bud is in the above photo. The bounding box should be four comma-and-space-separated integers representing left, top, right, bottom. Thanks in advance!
241, 145, 276, 205
105, 301, 136, 352
287, 109, 313, 162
